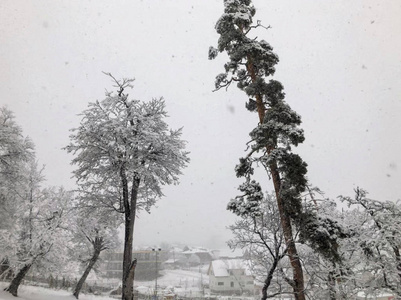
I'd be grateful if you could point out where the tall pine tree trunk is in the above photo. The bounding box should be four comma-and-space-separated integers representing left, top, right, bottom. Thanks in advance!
247, 59, 305, 300
270, 161, 305, 300
4, 263, 33, 297
73, 241, 101, 299
121, 166, 140, 300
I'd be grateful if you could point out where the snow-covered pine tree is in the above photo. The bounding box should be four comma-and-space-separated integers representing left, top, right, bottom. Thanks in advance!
65, 73, 189, 300
210, 1, 346, 299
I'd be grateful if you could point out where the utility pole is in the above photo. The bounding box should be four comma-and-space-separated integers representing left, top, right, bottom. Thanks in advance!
152, 248, 161, 300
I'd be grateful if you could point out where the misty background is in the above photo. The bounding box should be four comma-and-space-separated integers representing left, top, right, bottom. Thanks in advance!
1, 0, 400, 249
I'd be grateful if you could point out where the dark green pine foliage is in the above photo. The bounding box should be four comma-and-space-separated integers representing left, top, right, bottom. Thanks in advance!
210, 0, 347, 263
227, 180, 264, 219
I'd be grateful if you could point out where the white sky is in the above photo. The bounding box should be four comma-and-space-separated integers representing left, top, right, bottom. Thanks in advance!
1, 1, 401, 249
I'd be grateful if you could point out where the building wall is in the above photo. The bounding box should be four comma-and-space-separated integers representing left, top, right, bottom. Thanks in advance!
103, 250, 163, 281
209, 271, 254, 294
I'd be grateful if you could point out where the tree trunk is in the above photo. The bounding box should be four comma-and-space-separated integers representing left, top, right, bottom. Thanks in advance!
261, 254, 279, 300
270, 164, 305, 300
4, 263, 33, 297
73, 244, 101, 299
246, 58, 305, 300
0, 258, 11, 279
126, 259, 137, 297
122, 169, 140, 300
327, 271, 336, 300
122, 213, 135, 300
391, 244, 401, 283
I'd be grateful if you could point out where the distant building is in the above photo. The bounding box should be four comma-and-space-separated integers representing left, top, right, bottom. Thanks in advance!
103, 250, 164, 281
211, 248, 244, 260
182, 247, 214, 266
208, 259, 254, 295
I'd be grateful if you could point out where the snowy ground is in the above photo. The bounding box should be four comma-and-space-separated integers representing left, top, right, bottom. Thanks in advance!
141, 268, 209, 287
0, 283, 259, 300
0, 267, 209, 300
1, 280, 396, 300
131, 267, 209, 298
0, 265, 272, 300
0, 282, 115, 300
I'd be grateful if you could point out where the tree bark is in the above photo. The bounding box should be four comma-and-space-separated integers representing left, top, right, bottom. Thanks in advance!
4, 263, 33, 297
327, 271, 337, 300
0, 258, 11, 279
73, 241, 102, 299
261, 254, 279, 300
270, 164, 305, 300
122, 216, 135, 300
122, 168, 140, 300
126, 259, 137, 296
246, 59, 306, 300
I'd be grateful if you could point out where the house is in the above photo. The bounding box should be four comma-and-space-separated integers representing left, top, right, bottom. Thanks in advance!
208, 259, 254, 295
181, 247, 214, 266
103, 249, 164, 281
211, 248, 244, 260
357, 291, 395, 299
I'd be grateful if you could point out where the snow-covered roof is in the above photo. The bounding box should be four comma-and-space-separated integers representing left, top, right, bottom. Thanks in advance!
182, 247, 210, 254
164, 258, 176, 264
356, 291, 395, 299
171, 246, 183, 253
213, 248, 244, 259
210, 259, 252, 277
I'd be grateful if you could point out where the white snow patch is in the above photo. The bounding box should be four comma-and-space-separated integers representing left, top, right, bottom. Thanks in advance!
0, 282, 115, 300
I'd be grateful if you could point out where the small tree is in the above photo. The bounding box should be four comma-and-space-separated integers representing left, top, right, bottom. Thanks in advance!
1, 178, 73, 296
71, 205, 120, 299
0, 108, 74, 295
339, 188, 401, 297
228, 191, 349, 299
0, 107, 34, 280
296, 200, 357, 300
66, 73, 189, 300
0, 107, 34, 230
228, 192, 290, 298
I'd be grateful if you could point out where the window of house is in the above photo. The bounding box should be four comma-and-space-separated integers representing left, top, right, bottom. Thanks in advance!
218, 282, 224, 286
230, 282, 234, 287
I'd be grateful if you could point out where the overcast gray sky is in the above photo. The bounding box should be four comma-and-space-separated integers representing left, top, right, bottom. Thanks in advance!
1, 1, 401, 249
